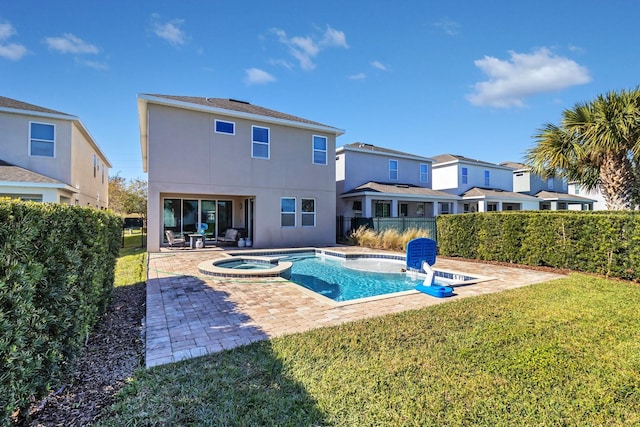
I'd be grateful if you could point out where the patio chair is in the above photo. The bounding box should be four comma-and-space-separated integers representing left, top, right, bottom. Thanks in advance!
165, 230, 187, 247
218, 228, 239, 245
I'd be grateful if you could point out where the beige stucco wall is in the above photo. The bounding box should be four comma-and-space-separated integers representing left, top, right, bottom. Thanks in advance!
145, 103, 338, 251
0, 110, 109, 209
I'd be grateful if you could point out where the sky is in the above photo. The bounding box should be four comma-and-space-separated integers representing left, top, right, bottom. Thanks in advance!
2, 1, 639, 182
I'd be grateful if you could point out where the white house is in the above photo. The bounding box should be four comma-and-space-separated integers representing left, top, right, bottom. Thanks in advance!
504, 162, 595, 210
431, 154, 539, 212
138, 94, 344, 252
567, 183, 607, 210
0, 96, 110, 207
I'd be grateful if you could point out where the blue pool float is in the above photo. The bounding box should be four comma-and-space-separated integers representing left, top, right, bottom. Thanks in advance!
406, 238, 454, 298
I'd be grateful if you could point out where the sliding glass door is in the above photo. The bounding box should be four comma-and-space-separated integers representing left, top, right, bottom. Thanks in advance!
162, 197, 233, 243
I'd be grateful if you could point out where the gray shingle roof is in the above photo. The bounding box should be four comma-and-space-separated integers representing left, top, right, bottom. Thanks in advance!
461, 187, 540, 200
534, 191, 596, 203
431, 154, 499, 167
143, 94, 335, 129
342, 181, 459, 198
0, 159, 63, 184
0, 96, 73, 116
339, 143, 431, 160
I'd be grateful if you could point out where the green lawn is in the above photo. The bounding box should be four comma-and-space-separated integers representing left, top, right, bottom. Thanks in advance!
100, 270, 640, 426
115, 233, 146, 287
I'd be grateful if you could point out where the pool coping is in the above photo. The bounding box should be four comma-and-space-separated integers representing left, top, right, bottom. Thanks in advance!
199, 247, 495, 307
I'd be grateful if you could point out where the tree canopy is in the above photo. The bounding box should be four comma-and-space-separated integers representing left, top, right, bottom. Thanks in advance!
108, 175, 147, 217
526, 88, 640, 210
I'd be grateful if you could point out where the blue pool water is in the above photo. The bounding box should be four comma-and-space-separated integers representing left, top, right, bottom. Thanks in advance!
281, 254, 448, 302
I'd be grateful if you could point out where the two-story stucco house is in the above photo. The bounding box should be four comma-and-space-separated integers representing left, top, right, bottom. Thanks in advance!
431, 154, 539, 212
505, 162, 595, 210
138, 94, 344, 252
336, 143, 459, 233
0, 96, 110, 207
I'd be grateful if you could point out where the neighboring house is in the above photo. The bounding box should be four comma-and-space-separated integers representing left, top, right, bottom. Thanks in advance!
336, 143, 459, 235
0, 96, 110, 207
505, 162, 595, 210
567, 182, 607, 210
432, 154, 538, 212
138, 94, 344, 252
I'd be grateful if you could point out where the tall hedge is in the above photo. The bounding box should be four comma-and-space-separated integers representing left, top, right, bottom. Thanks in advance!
437, 211, 640, 280
0, 200, 122, 424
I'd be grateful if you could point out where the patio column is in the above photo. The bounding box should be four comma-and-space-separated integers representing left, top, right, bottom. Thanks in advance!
550, 201, 558, 211
478, 200, 487, 212
363, 196, 373, 217
432, 201, 439, 217
497, 201, 502, 211
391, 199, 398, 217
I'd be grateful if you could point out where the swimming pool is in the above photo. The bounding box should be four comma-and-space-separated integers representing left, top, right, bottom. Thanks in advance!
198, 249, 483, 303
279, 254, 469, 302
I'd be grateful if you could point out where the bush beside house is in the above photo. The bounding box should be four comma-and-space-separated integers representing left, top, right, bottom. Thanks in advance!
0, 200, 121, 425
438, 211, 640, 280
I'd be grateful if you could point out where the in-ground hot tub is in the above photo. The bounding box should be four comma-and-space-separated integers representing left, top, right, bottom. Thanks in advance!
198, 256, 292, 279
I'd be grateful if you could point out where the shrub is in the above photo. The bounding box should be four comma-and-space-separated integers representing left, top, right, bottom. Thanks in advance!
438, 211, 640, 280
0, 200, 122, 425
349, 226, 431, 252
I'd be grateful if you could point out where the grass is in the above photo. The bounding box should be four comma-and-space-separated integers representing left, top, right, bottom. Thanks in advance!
99, 273, 640, 426
115, 233, 146, 287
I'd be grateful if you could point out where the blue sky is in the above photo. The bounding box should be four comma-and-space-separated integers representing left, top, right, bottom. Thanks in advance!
2, 1, 639, 181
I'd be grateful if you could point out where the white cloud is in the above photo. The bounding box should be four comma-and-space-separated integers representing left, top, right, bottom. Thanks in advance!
45, 33, 99, 54
0, 22, 27, 60
348, 72, 367, 80
151, 15, 187, 47
467, 48, 591, 108
433, 19, 460, 36
78, 58, 109, 70
245, 68, 276, 85
371, 60, 388, 71
270, 25, 348, 71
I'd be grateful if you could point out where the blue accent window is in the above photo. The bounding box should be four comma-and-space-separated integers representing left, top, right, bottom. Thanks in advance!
313, 135, 327, 165
281, 197, 296, 227
215, 120, 235, 135
389, 160, 398, 180
30, 122, 55, 157
461, 167, 468, 184
484, 170, 490, 186
252, 126, 270, 159
420, 163, 429, 183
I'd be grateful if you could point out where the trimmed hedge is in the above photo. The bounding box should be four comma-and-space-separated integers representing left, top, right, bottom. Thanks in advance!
0, 200, 122, 425
437, 211, 640, 280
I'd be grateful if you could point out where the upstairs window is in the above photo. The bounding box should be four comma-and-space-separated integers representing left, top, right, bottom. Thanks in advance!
281, 197, 296, 227
420, 163, 429, 183
547, 177, 554, 190
215, 120, 235, 135
574, 185, 580, 195
29, 122, 55, 157
484, 170, 490, 186
301, 198, 316, 227
252, 126, 270, 159
461, 167, 468, 184
312, 135, 327, 165
93, 155, 97, 177
389, 160, 398, 180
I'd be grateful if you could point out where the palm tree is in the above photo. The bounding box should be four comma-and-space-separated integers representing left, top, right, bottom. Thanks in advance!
526, 88, 640, 210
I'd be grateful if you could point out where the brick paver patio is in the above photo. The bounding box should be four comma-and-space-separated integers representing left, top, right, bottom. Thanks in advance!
145, 246, 565, 367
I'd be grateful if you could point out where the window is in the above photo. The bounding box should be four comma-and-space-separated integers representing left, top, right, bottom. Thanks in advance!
252, 126, 270, 159
101, 163, 105, 183
416, 203, 425, 217
440, 203, 450, 214
375, 201, 391, 217
29, 122, 55, 157
574, 185, 580, 195
312, 135, 327, 165
389, 160, 398, 180
547, 177, 554, 190
215, 120, 235, 135
301, 198, 316, 227
93, 155, 97, 177
352, 200, 362, 213
487, 202, 498, 212
461, 167, 468, 184
420, 164, 429, 183
484, 170, 490, 186
399, 203, 408, 217
281, 197, 296, 227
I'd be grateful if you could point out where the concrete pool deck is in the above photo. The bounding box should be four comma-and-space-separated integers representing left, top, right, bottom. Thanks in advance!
145, 246, 565, 368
